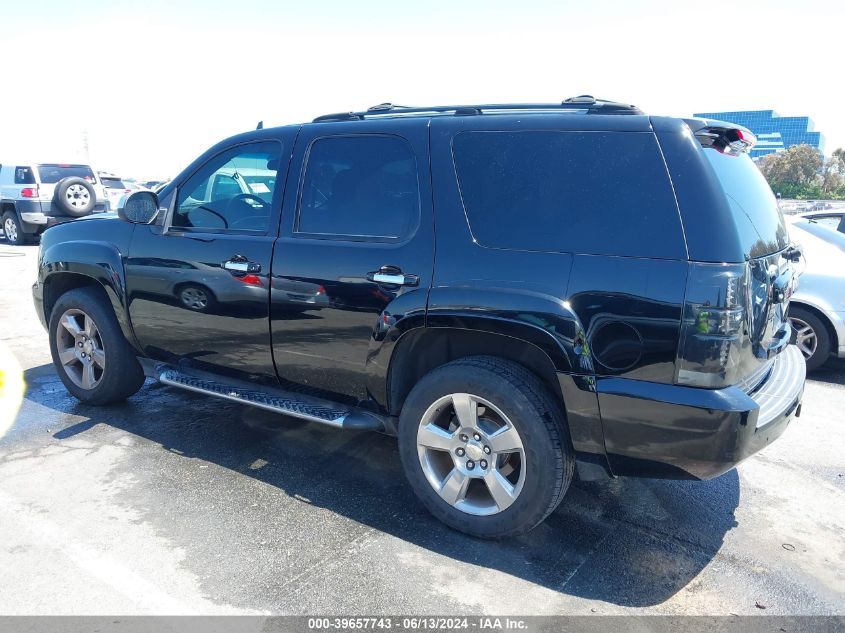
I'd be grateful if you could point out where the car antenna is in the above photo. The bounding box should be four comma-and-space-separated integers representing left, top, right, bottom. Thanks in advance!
256, 120, 264, 130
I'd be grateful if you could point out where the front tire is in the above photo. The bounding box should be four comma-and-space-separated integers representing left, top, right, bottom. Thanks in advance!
398, 356, 574, 538
49, 287, 145, 404
788, 306, 831, 371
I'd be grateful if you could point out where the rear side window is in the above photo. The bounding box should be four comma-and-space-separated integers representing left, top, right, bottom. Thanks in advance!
36, 164, 96, 183
452, 131, 686, 259
703, 150, 788, 258
15, 166, 36, 184
297, 135, 419, 241
101, 178, 126, 189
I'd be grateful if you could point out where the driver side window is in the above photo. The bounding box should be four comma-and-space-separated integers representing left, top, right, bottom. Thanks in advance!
172, 141, 282, 232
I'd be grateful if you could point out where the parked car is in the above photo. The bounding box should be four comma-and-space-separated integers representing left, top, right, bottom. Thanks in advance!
0, 162, 108, 244
786, 218, 845, 370
99, 173, 143, 211
799, 209, 845, 235
32, 99, 805, 537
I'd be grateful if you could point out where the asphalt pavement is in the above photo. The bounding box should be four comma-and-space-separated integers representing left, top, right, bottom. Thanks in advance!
0, 242, 843, 615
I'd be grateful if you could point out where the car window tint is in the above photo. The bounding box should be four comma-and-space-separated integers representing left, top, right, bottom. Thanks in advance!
451, 131, 686, 259
703, 150, 788, 258
36, 164, 96, 183
101, 178, 126, 189
297, 135, 419, 240
14, 166, 36, 184
810, 216, 841, 230
173, 141, 281, 233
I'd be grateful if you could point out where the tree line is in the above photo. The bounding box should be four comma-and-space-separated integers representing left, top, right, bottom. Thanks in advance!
755, 145, 845, 200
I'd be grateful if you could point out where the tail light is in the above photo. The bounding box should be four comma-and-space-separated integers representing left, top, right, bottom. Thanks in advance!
21, 187, 39, 198
675, 262, 749, 388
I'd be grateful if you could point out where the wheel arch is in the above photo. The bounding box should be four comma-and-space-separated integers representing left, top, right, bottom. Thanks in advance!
384, 327, 565, 418
39, 241, 141, 353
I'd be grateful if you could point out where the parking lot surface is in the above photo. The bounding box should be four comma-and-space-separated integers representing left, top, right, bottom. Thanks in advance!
1, 243, 843, 615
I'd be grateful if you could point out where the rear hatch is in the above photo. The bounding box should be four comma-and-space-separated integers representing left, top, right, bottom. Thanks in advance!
100, 176, 133, 210
674, 123, 796, 390
36, 164, 106, 209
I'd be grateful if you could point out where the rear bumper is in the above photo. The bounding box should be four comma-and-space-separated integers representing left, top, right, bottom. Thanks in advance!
596, 344, 805, 480
11, 200, 108, 234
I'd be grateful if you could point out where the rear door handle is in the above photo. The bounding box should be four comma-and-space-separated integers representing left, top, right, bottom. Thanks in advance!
366, 266, 419, 287
223, 256, 261, 274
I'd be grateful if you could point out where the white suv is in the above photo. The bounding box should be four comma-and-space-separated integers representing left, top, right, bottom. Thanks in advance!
0, 162, 108, 245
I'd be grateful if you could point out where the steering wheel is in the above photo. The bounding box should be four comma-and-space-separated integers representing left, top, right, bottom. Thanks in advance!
225, 193, 269, 213
193, 205, 229, 229
226, 193, 270, 230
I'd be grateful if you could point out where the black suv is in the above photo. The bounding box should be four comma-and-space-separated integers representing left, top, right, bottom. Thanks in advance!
32, 98, 805, 537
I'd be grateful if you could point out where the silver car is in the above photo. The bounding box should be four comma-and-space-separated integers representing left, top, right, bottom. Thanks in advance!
786, 218, 845, 370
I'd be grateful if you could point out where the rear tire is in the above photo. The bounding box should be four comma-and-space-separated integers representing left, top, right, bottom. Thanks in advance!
2, 212, 29, 245
398, 356, 574, 538
788, 306, 831, 371
49, 287, 145, 404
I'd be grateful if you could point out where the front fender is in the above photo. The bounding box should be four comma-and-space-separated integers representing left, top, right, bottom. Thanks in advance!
37, 238, 139, 351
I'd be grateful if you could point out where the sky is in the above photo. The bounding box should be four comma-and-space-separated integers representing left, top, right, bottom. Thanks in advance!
1, 0, 842, 180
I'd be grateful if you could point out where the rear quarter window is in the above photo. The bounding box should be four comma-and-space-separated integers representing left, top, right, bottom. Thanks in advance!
14, 166, 36, 184
451, 131, 686, 259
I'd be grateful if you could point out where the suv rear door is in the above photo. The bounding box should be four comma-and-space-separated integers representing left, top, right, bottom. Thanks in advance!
271, 118, 434, 405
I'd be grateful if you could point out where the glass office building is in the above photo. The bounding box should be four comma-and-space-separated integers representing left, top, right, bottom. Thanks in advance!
692, 109, 825, 158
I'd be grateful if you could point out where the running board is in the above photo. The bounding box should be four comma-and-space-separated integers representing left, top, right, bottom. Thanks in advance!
157, 367, 384, 431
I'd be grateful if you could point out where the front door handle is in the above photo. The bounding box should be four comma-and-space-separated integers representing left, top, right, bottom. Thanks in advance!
223, 256, 261, 274
366, 266, 419, 287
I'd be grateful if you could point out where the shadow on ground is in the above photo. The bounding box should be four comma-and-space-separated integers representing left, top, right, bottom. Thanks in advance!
807, 358, 845, 387
19, 363, 741, 608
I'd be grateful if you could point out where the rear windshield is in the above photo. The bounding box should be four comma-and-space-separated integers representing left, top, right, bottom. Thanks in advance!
452, 131, 686, 259
37, 164, 96, 184
101, 178, 127, 189
703, 150, 788, 258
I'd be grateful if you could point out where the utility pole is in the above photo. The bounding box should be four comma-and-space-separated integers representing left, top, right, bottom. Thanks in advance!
82, 129, 90, 163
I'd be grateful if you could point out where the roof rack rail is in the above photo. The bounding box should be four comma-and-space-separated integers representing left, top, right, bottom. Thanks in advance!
312, 97, 642, 122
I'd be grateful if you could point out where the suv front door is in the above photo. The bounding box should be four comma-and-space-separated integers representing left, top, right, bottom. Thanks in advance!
271, 119, 434, 405
125, 137, 292, 378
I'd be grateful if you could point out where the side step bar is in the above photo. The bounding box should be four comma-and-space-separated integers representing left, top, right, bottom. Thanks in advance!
157, 367, 385, 431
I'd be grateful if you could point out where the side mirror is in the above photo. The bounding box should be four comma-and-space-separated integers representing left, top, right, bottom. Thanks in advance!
118, 191, 160, 224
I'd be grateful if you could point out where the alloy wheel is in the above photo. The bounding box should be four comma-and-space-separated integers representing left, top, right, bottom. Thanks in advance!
416, 393, 526, 516
55, 309, 105, 390
3, 217, 17, 243
789, 316, 817, 360
180, 287, 208, 310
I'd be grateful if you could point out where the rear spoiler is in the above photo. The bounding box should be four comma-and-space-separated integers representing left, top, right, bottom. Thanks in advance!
683, 118, 756, 156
